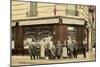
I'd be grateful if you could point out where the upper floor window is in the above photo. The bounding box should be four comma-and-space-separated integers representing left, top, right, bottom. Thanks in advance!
26, 2, 37, 17
66, 5, 78, 16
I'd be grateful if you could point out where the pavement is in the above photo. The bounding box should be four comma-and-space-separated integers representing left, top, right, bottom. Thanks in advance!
11, 49, 96, 66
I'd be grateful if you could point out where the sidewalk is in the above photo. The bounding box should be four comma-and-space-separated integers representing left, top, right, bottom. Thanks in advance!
11, 49, 96, 66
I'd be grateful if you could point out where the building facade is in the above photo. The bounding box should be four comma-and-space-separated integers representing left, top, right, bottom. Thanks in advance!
11, 1, 96, 55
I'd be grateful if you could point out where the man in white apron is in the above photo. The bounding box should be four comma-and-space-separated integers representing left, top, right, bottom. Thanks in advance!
40, 38, 46, 58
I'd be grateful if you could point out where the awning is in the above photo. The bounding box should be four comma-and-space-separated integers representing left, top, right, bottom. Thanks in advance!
62, 18, 85, 25
19, 18, 59, 26
12, 16, 85, 26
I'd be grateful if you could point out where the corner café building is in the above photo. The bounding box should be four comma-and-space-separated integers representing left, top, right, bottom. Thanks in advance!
11, 16, 88, 55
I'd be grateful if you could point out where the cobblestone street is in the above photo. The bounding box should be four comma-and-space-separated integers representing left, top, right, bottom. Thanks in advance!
11, 49, 96, 66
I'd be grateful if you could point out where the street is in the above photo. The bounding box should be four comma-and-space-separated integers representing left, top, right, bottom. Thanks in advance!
11, 49, 96, 66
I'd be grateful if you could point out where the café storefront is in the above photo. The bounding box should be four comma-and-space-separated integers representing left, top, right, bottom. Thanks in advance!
11, 16, 88, 55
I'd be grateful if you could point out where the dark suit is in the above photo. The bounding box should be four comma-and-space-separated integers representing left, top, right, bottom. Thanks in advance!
29, 42, 36, 60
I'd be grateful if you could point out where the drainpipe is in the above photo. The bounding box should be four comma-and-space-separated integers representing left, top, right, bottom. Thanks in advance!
54, 4, 56, 16
88, 11, 93, 51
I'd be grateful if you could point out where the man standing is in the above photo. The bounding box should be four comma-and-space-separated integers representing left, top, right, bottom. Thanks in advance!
82, 40, 87, 58
50, 44, 56, 59
35, 41, 41, 59
72, 40, 78, 58
45, 42, 50, 60
28, 38, 36, 60
56, 41, 63, 59
67, 36, 74, 58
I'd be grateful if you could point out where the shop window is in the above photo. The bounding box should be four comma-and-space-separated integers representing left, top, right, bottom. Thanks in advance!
67, 26, 77, 42
23, 26, 53, 49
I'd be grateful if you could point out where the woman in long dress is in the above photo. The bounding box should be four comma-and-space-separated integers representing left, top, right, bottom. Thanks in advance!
62, 40, 67, 58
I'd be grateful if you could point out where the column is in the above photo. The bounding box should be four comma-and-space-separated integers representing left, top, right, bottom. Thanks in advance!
53, 18, 67, 44
14, 22, 24, 55
88, 28, 92, 51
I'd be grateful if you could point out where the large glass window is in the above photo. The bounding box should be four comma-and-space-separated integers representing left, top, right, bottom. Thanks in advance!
23, 26, 53, 49
67, 26, 77, 43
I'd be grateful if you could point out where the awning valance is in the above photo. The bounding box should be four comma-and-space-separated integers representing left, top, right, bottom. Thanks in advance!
19, 18, 59, 26
62, 18, 85, 25
11, 16, 85, 26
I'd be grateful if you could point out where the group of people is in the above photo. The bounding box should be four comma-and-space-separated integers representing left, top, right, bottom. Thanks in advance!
28, 39, 41, 60
26, 36, 87, 60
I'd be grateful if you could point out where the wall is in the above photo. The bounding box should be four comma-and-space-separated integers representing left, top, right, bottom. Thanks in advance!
12, 1, 89, 21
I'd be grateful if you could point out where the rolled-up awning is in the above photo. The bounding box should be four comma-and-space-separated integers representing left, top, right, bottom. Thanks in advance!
19, 18, 59, 26
11, 16, 85, 26
62, 18, 85, 25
